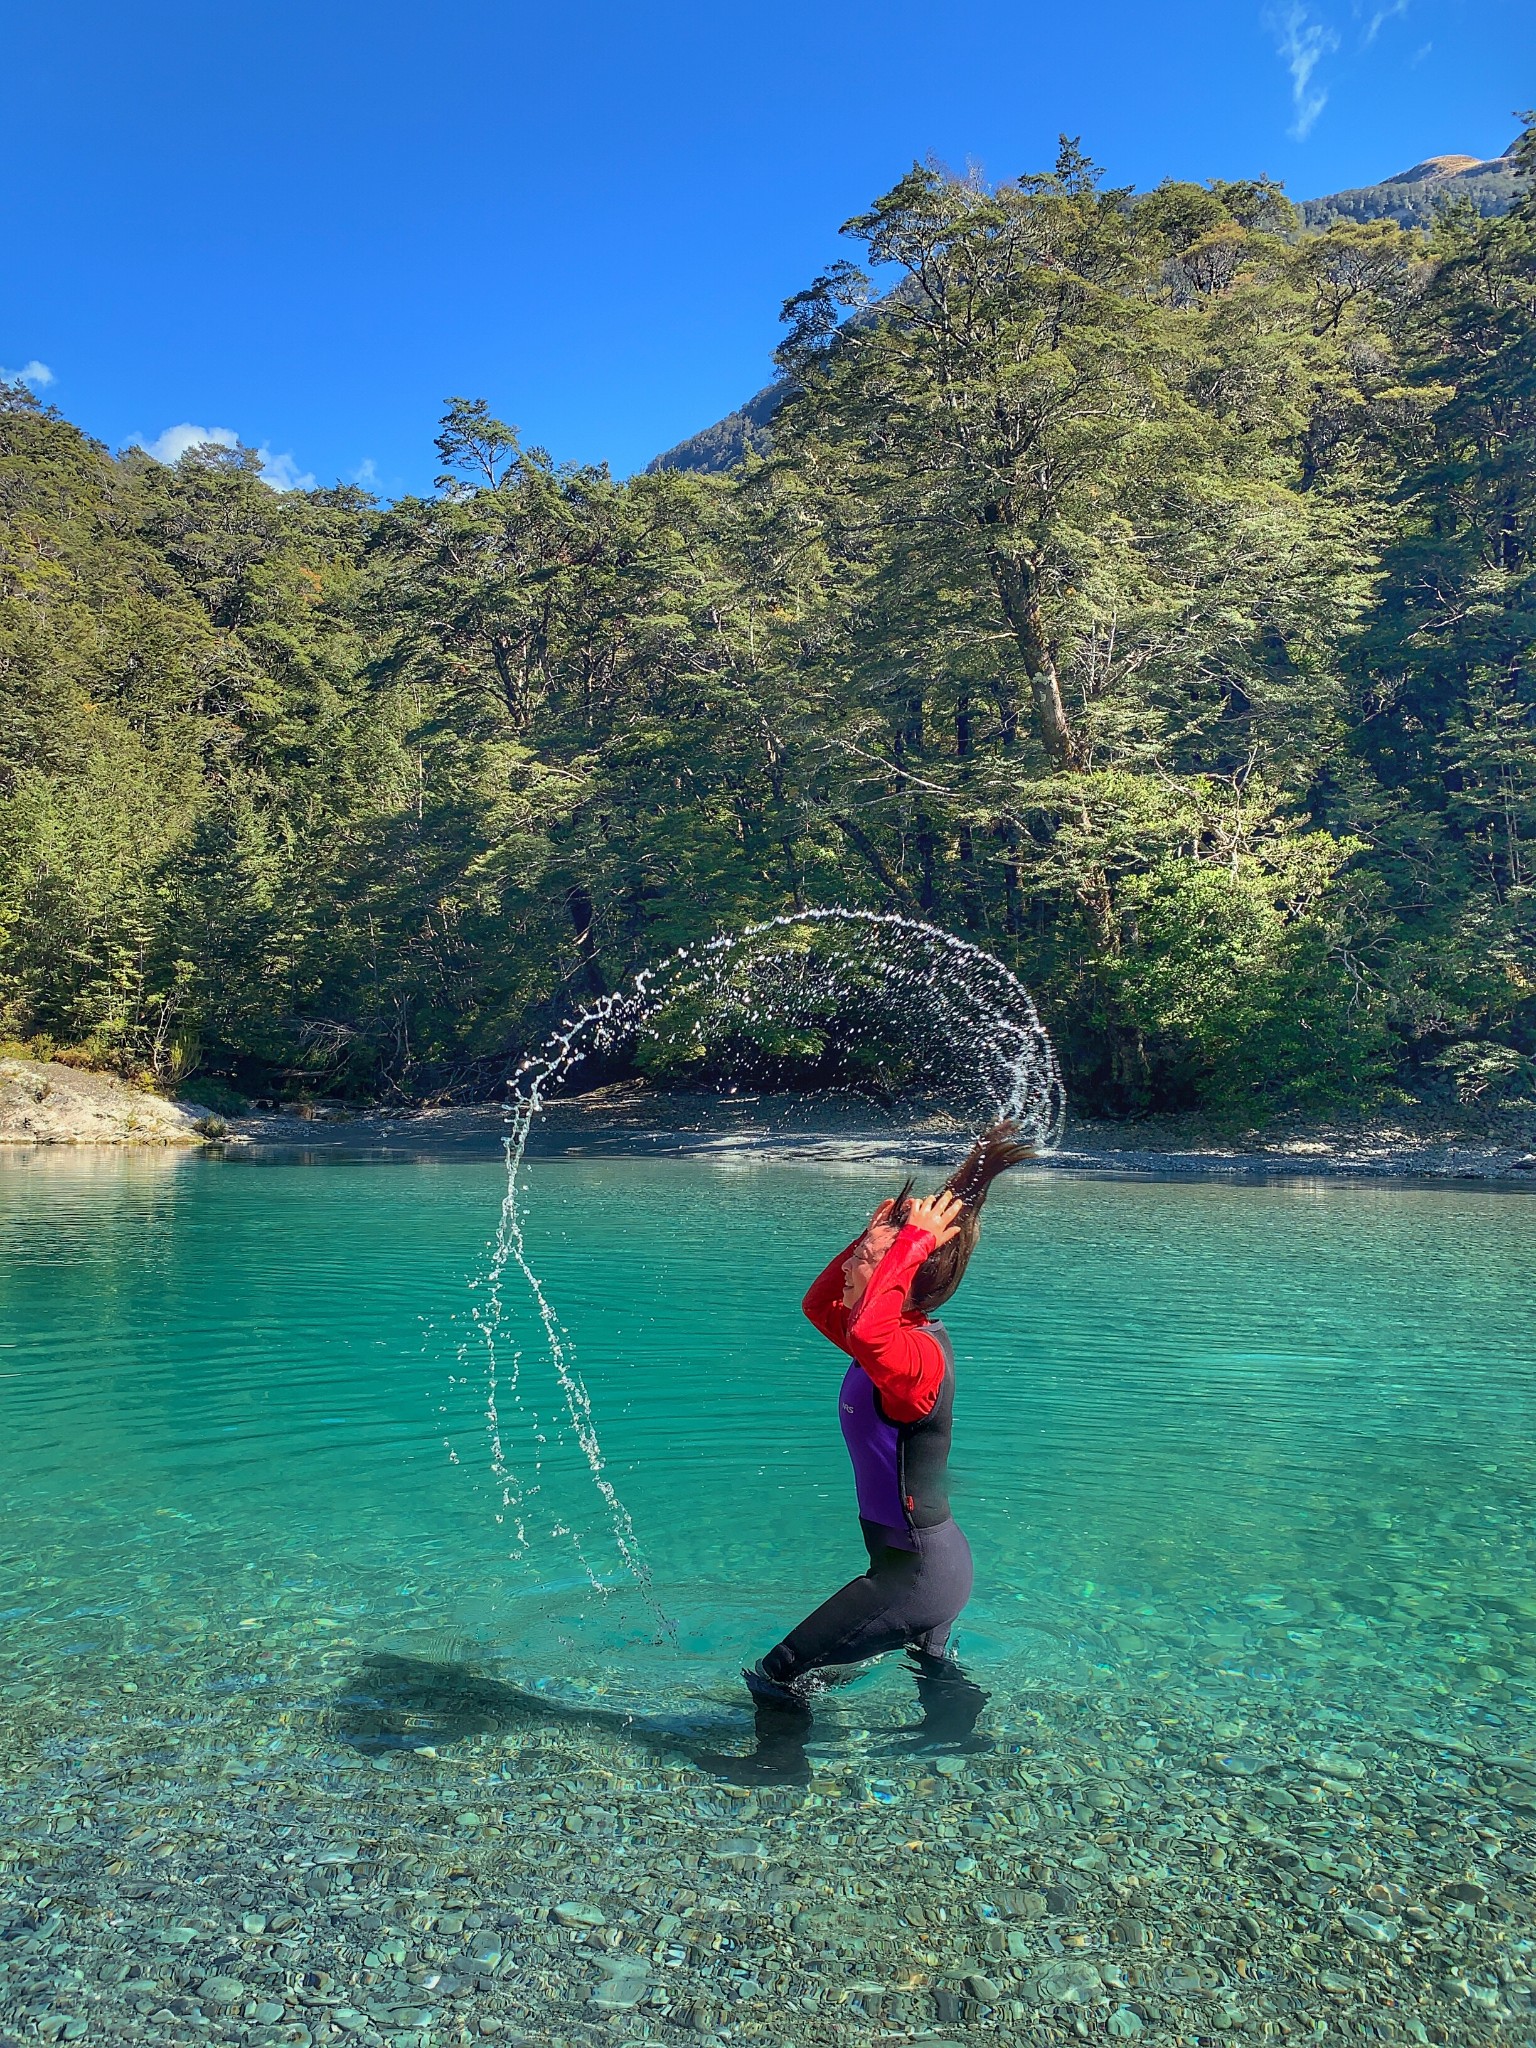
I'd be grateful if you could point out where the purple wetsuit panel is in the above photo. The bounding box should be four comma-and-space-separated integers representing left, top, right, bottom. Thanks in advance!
838, 1362, 914, 1544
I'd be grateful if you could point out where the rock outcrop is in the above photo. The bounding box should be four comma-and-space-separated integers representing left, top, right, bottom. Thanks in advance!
0, 1057, 207, 1145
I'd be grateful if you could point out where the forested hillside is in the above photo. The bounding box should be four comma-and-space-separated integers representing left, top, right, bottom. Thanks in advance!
3, 128, 1534, 1118
1297, 146, 1519, 231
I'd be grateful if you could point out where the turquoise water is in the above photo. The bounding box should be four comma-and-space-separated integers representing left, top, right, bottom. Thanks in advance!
4, 1151, 1535, 1724
5, 1150, 1536, 2046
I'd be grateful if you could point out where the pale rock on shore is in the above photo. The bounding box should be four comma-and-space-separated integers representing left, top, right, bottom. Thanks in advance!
0, 1057, 210, 1147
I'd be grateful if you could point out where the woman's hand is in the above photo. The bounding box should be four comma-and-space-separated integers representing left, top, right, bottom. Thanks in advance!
905, 1188, 965, 1249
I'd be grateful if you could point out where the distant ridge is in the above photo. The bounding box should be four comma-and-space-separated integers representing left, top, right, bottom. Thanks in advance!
647, 145, 1524, 477
646, 377, 788, 478
1297, 143, 1519, 230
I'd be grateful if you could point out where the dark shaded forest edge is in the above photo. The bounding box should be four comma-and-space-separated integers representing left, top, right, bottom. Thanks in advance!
3, 129, 1535, 1127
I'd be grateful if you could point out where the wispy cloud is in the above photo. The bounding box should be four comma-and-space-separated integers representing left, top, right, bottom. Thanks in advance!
1266, 4, 1340, 139
1, 359, 55, 390
350, 458, 379, 490
1359, 0, 1409, 44
137, 422, 239, 464
133, 422, 315, 492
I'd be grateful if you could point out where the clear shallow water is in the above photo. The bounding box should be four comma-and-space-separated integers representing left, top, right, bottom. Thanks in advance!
4, 1152, 1536, 2047
3, 1151, 1535, 1726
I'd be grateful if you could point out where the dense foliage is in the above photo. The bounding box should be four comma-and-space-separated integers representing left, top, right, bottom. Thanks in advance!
3, 129, 1534, 1116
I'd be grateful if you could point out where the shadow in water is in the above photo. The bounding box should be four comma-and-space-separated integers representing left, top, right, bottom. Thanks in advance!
332, 1649, 989, 1787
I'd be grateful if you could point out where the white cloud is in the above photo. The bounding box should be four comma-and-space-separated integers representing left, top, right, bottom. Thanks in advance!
1359, 0, 1409, 43
137, 422, 239, 464
1267, 3, 1340, 139
350, 458, 379, 490
132, 422, 315, 492
1, 359, 55, 390
257, 448, 316, 493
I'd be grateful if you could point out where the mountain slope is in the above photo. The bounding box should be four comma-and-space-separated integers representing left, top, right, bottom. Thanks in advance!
1298, 146, 1518, 230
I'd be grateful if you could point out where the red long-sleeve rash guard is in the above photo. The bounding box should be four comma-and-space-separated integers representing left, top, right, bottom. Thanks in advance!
801, 1222, 944, 1423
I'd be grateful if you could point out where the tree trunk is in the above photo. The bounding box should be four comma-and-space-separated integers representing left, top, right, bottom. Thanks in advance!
957, 823, 985, 929
832, 814, 919, 911
914, 807, 937, 912
564, 883, 606, 997
982, 540, 1077, 767
996, 820, 1024, 935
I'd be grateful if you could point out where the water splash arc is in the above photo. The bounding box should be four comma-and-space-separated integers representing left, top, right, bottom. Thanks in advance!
511, 910, 1065, 1142
483, 910, 1065, 1627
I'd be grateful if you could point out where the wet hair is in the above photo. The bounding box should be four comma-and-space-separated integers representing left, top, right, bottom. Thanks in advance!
889, 1121, 1033, 1313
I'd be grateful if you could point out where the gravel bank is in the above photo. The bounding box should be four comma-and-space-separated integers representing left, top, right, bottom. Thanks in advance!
215, 1090, 1536, 1184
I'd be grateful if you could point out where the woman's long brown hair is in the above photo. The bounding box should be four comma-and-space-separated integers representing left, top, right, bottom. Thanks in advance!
891, 1120, 1033, 1312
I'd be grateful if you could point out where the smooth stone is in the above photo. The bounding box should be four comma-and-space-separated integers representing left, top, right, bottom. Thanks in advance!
1036, 1960, 1104, 2005
1306, 1752, 1365, 1781
200, 1977, 249, 2004
1002, 1890, 1047, 1921
252, 2004, 286, 2024
1108, 2008, 1144, 2037
552, 1901, 606, 1927
1442, 1879, 1487, 1905
590, 1963, 650, 2012
965, 1973, 1002, 2002
1340, 1909, 1400, 1944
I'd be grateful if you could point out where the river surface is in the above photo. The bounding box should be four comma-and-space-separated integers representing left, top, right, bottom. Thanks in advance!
2, 1152, 1533, 2047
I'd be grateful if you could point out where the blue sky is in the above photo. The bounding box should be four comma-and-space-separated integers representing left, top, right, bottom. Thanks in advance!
1, 0, 1529, 495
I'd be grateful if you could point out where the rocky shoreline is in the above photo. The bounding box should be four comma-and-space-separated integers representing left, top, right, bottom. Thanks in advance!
3, 1061, 1534, 1183
218, 1089, 1536, 1184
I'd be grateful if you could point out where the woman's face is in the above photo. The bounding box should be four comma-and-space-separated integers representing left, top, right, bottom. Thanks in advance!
841, 1217, 899, 1310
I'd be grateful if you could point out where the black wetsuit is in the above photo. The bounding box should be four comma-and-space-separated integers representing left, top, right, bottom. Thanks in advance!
758, 1222, 975, 1687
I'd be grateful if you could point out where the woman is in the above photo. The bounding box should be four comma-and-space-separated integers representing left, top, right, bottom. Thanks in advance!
745, 1121, 1031, 1710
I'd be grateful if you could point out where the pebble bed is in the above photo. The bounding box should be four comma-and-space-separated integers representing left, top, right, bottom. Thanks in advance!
2, 1511, 1533, 2048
